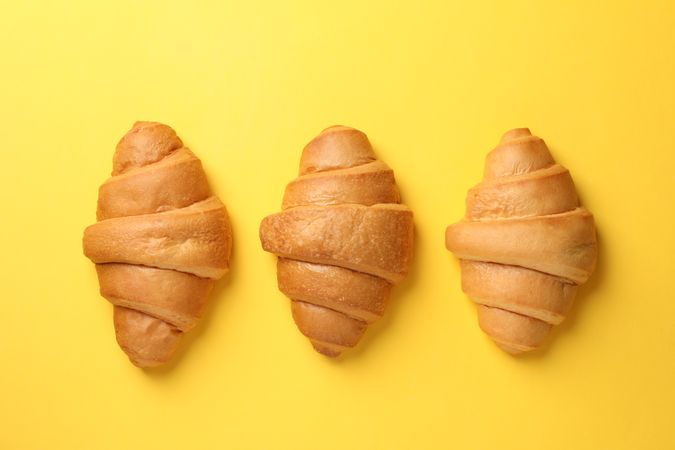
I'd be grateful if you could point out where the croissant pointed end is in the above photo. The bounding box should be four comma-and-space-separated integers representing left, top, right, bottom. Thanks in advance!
477, 305, 551, 356
291, 301, 367, 357
500, 128, 532, 143
299, 125, 375, 175
311, 340, 344, 358
494, 341, 529, 355
127, 354, 165, 368
131, 120, 152, 129
113, 121, 183, 176
320, 125, 352, 134
113, 306, 182, 368
258, 215, 277, 252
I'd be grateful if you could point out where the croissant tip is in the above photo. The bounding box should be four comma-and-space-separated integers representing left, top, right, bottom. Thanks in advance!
127, 355, 166, 368
128, 121, 149, 131
116, 341, 174, 368
494, 341, 529, 355
311, 341, 344, 358
500, 128, 532, 143
319, 125, 352, 134
131, 120, 162, 128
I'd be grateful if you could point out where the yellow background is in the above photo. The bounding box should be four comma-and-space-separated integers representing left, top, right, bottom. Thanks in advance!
1, 1, 674, 449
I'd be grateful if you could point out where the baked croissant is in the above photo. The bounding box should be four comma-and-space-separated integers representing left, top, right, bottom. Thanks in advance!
445, 128, 597, 354
259, 126, 414, 357
83, 122, 232, 367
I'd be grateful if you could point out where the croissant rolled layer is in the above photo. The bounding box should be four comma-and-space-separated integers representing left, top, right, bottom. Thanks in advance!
96, 148, 212, 220
96, 264, 214, 332
446, 207, 596, 284
261, 204, 413, 283
277, 259, 390, 324
445, 128, 597, 354
260, 126, 413, 357
84, 196, 231, 280
83, 122, 232, 367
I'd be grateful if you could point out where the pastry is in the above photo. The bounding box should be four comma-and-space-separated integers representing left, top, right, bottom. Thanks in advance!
83, 121, 232, 367
260, 126, 414, 357
445, 128, 597, 354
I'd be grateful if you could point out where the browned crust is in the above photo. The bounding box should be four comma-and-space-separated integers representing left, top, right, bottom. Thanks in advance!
277, 259, 391, 323
83, 122, 232, 367
261, 204, 413, 284
477, 305, 552, 355
260, 126, 414, 356
97, 264, 214, 331
84, 197, 232, 280
446, 207, 597, 284
113, 306, 183, 367
466, 164, 578, 220
299, 126, 375, 175
112, 121, 183, 176
291, 301, 367, 355
282, 160, 400, 209
446, 128, 597, 354
97, 148, 212, 220
460, 261, 576, 325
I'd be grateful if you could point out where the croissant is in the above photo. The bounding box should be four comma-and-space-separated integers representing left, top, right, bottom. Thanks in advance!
445, 128, 597, 354
259, 126, 414, 357
83, 122, 232, 367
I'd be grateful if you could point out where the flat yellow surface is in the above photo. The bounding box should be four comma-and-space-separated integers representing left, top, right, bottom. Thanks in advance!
1, 1, 674, 449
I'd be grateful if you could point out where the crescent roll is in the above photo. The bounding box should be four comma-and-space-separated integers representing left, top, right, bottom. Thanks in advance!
445, 128, 597, 354
260, 126, 414, 357
83, 122, 232, 367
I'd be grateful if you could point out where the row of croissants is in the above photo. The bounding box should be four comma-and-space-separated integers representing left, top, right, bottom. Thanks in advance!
82, 122, 598, 367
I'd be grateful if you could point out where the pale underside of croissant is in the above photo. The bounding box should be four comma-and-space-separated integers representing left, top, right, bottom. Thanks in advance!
83, 122, 232, 367
259, 126, 414, 357
445, 128, 597, 354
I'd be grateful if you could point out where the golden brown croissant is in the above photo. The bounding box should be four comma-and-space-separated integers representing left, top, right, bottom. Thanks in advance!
445, 128, 597, 354
83, 122, 232, 367
259, 126, 414, 357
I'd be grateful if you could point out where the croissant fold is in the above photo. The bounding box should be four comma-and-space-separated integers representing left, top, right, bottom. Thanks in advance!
445, 128, 597, 354
83, 122, 232, 367
260, 126, 414, 357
